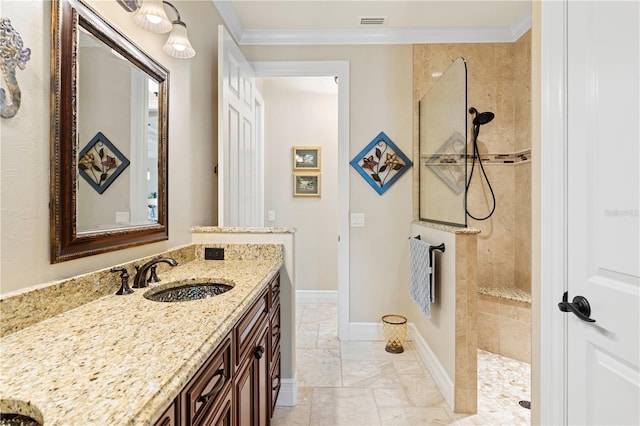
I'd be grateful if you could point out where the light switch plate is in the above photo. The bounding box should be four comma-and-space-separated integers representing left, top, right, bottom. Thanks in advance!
267, 210, 276, 222
350, 213, 365, 227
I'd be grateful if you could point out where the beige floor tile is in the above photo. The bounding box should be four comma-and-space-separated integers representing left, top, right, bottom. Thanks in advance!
341, 340, 417, 361
272, 386, 312, 426
296, 330, 319, 349
399, 373, 446, 407
274, 303, 531, 426
378, 406, 455, 425
341, 359, 402, 389
309, 387, 381, 425
297, 348, 342, 387
392, 359, 424, 375
373, 388, 414, 407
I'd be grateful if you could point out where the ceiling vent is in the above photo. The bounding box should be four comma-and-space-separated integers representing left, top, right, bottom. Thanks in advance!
359, 16, 387, 26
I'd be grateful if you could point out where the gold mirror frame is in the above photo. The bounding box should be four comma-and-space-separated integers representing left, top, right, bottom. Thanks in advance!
50, 0, 169, 263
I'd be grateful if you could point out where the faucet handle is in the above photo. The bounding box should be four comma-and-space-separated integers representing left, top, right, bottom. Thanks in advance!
148, 265, 161, 283
111, 267, 134, 295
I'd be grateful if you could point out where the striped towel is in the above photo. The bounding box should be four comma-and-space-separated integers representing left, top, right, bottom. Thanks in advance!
409, 237, 432, 318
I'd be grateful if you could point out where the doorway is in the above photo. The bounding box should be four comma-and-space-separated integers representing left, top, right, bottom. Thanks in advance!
258, 76, 339, 299
253, 61, 351, 340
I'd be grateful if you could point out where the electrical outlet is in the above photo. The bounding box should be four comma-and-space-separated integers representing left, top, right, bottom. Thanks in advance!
267, 210, 276, 222
204, 247, 225, 260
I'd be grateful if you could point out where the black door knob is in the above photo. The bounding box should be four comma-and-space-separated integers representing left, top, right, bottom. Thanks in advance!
558, 291, 596, 323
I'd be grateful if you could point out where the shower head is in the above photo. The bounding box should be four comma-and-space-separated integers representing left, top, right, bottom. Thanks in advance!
468, 107, 495, 126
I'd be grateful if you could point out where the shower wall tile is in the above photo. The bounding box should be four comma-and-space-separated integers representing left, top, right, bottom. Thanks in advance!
477, 292, 531, 363
500, 317, 531, 362
514, 162, 532, 292
453, 233, 478, 414
413, 31, 532, 297
500, 299, 531, 323
478, 294, 500, 316
478, 312, 501, 354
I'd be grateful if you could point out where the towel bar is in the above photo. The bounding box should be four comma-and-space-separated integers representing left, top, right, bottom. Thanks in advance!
409, 235, 445, 256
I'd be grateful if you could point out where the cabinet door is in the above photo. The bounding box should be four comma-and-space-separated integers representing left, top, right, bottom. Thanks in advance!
234, 321, 270, 426
234, 353, 254, 426
255, 324, 270, 426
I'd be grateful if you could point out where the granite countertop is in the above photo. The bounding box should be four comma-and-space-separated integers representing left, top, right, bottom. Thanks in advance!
0, 257, 282, 425
192, 226, 296, 234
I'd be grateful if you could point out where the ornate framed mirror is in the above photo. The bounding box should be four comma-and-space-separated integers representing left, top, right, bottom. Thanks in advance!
50, 0, 169, 263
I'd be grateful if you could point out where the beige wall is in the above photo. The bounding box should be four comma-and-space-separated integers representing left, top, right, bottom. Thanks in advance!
243, 45, 414, 322
260, 77, 339, 292
413, 31, 532, 293
0, 0, 221, 295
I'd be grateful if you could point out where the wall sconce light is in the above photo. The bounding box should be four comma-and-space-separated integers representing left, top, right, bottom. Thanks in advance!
117, 0, 195, 59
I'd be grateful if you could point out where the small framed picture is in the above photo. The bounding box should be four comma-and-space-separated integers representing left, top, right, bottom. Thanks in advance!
293, 146, 321, 170
293, 173, 321, 197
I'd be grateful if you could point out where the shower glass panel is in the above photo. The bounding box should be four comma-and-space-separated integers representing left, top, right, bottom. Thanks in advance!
419, 57, 467, 227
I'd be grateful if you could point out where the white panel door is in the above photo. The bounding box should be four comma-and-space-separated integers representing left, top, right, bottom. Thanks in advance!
566, 2, 639, 424
218, 25, 264, 227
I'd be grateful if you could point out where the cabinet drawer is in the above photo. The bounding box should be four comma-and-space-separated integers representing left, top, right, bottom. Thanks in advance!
235, 288, 268, 366
181, 335, 232, 426
197, 384, 232, 426
270, 303, 281, 360
270, 352, 281, 417
154, 399, 178, 426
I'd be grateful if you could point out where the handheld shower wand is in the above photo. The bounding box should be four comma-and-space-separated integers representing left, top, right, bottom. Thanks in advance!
466, 107, 497, 221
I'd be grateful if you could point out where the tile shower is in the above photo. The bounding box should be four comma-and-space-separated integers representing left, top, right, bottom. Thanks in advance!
413, 29, 532, 410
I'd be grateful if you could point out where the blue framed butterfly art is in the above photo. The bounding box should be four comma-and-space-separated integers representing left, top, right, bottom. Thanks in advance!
350, 131, 413, 195
78, 132, 130, 194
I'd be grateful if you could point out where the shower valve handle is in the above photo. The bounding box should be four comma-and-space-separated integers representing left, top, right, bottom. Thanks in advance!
558, 291, 596, 323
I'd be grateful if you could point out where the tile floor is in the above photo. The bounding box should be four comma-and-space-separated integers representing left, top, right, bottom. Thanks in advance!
272, 303, 531, 426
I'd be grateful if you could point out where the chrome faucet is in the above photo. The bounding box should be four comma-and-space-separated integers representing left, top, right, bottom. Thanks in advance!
133, 257, 178, 288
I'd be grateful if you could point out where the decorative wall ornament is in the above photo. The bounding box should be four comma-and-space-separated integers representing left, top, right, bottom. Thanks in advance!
293, 172, 321, 197
293, 146, 321, 170
350, 131, 413, 195
78, 132, 130, 194
425, 131, 466, 194
0, 18, 31, 118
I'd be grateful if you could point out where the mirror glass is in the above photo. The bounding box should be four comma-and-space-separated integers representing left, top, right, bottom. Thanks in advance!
51, 0, 169, 263
418, 57, 467, 227
77, 28, 159, 232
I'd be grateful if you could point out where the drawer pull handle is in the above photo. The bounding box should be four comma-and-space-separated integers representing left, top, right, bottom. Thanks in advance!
197, 368, 225, 405
272, 375, 280, 390
272, 325, 280, 337
254, 345, 265, 359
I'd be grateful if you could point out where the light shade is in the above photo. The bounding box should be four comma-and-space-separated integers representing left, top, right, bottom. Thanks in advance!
134, 0, 172, 33
162, 22, 196, 58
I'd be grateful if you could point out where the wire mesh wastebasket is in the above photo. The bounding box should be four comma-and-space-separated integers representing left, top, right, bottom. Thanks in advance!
381, 314, 408, 353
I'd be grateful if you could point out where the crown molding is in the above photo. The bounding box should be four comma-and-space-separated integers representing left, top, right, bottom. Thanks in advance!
510, 9, 533, 40
211, 1, 532, 45
211, 0, 244, 43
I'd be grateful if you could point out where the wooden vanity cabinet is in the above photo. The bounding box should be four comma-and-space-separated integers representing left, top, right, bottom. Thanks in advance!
268, 275, 281, 417
234, 320, 270, 426
154, 272, 281, 426
181, 335, 232, 426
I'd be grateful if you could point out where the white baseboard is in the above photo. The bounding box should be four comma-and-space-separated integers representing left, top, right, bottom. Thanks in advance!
409, 324, 454, 409
296, 290, 338, 304
275, 376, 298, 407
